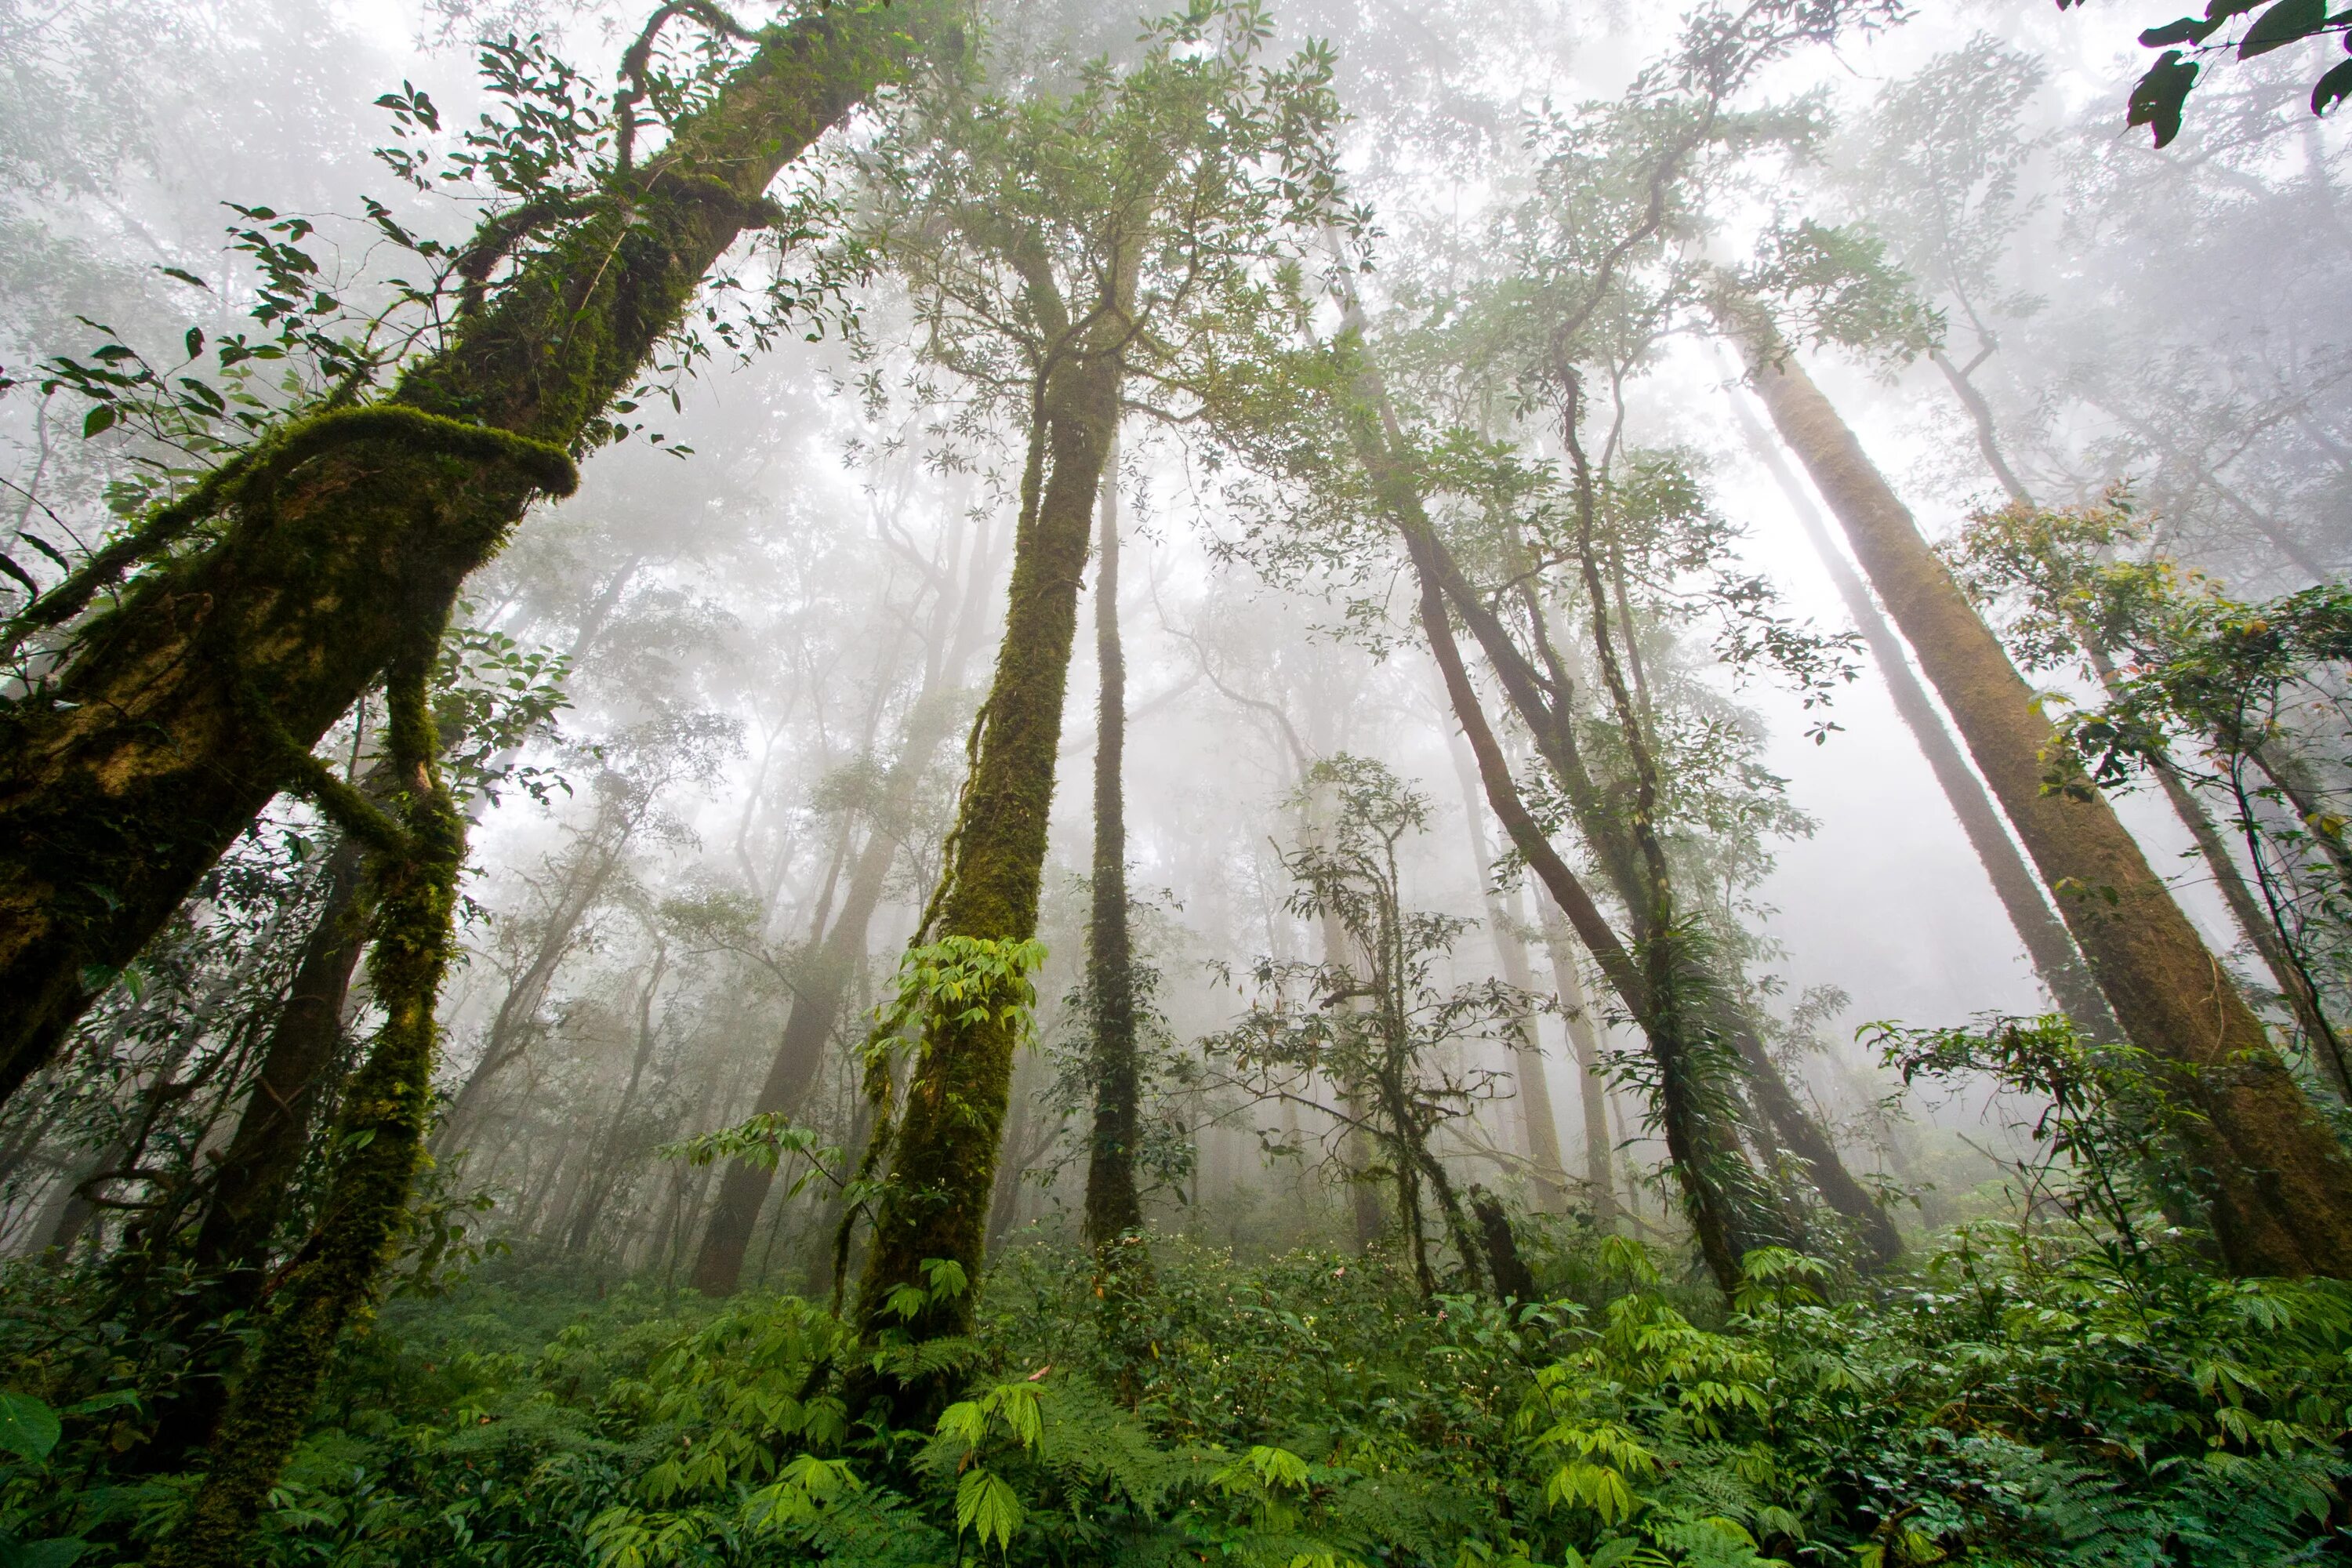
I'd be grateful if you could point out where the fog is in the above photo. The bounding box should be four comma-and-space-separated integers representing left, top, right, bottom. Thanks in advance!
3, 0, 2344, 1284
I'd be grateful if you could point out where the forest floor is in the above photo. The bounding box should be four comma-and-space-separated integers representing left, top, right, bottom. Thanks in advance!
9, 1211, 2352, 1565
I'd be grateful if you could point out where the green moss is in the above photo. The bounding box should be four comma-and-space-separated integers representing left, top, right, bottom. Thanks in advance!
848, 364, 1122, 1425
0, 0, 956, 1115
154, 640, 464, 1568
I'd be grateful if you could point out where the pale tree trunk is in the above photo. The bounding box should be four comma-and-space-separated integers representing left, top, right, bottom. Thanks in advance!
1536, 906, 1619, 1227
1442, 726, 1568, 1210
1741, 338, 2352, 1277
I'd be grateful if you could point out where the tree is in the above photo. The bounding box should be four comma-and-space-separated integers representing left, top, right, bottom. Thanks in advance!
1719, 366, 2120, 1037
1728, 322, 2352, 1278
0, 0, 954, 1112
1205, 756, 1519, 1298
1081, 451, 1145, 1255
840, 0, 1344, 1418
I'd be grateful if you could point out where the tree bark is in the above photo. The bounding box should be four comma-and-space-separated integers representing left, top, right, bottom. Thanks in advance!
848, 296, 1125, 1411
0, 0, 953, 1114
1442, 727, 1568, 1210
1082, 445, 1145, 1253
1744, 340, 2352, 1278
1724, 372, 2119, 1038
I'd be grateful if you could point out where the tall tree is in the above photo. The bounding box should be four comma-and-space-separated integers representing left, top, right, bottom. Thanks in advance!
1719, 367, 2118, 1036
1082, 448, 1145, 1254
842, 2, 1343, 1417
1731, 328, 2352, 1278
0, 0, 954, 1109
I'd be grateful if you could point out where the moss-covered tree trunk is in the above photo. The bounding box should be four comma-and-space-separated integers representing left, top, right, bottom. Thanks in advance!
691, 687, 971, 1294
1746, 343, 2352, 1278
1722, 376, 2119, 1038
1082, 448, 1145, 1254
0, 0, 953, 1113
848, 335, 1123, 1417
154, 639, 463, 1568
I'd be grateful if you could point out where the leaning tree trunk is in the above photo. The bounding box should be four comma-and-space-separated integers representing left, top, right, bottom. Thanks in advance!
0, 0, 953, 1114
154, 634, 463, 1568
1740, 336, 2352, 1278
1722, 372, 2119, 1038
1082, 446, 1146, 1255
847, 322, 1125, 1418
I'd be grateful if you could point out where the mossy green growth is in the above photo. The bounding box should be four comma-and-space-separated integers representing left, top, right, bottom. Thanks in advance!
151, 644, 466, 1568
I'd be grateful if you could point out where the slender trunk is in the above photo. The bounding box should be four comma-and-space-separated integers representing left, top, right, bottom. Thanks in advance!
690, 699, 972, 1294
1742, 337, 2352, 1277
1083, 445, 1145, 1253
1725, 373, 2119, 1037
1442, 728, 1567, 1209
1727, 1025, 1900, 1267
0, 0, 953, 1113
190, 837, 369, 1281
1537, 906, 1619, 1226
848, 295, 1126, 1414
1328, 318, 1766, 1294
156, 637, 464, 1568
1930, 350, 2033, 507
436, 818, 629, 1152
564, 943, 666, 1256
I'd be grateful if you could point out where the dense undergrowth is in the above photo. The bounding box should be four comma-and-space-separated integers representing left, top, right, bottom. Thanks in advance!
5, 1212, 2350, 1567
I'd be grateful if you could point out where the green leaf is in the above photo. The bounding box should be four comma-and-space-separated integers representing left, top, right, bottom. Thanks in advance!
2241, 0, 2328, 55
2128, 50, 2201, 147
80, 404, 117, 440
0, 1541, 90, 1568
0, 1390, 62, 1462
156, 266, 212, 290
954, 1468, 1022, 1553
183, 327, 204, 360
2314, 56, 2352, 111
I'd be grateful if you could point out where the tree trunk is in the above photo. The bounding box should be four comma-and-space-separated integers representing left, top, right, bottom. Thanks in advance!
0, 0, 953, 1115
848, 312, 1124, 1414
155, 642, 464, 1568
1442, 728, 1568, 1210
1723, 372, 2119, 1037
1743, 340, 2352, 1278
1536, 905, 1619, 1227
1083, 445, 1145, 1254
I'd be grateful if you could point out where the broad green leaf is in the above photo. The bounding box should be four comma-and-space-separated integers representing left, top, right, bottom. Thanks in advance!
0, 1390, 62, 1462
